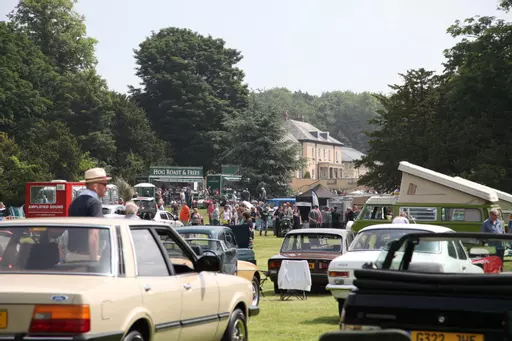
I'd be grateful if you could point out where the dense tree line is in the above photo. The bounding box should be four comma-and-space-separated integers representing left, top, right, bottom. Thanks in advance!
357, 2, 512, 192
0, 0, 307, 203
252, 88, 381, 152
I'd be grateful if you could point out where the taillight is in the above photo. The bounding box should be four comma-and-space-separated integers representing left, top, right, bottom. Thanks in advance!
319, 262, 329, 270
269, 260, 282, 270
29, 305, 90, 335
329, 271, 349, 277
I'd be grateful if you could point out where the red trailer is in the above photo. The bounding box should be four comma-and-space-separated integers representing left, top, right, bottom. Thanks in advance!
25, 181, 86, 218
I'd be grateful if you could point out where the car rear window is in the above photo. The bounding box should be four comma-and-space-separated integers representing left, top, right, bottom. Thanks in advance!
0, 226, 111, 275
281, 233, 343, 253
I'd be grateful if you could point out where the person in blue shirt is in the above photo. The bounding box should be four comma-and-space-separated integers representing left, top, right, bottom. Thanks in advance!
481, 208, 505, 261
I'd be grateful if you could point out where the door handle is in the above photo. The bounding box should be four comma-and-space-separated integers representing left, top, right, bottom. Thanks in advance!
462, 266, 466, 271
183, 283, 192, 290
143, 284, 152, 292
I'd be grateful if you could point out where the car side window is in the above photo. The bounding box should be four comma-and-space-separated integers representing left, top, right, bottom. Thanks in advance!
447, 241, 457, 259
130, 229, 170, 277
225, 231, 237, 249
155, 228, 196, 273
160, 212, 168, 220
454, 241, 468, 260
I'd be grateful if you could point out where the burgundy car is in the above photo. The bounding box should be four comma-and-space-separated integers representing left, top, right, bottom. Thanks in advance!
268, 228, 354, 293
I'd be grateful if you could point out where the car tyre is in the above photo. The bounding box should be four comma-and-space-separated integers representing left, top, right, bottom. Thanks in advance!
124, 330, 144, 341
338, 299, 345, 316
251, 276, 260, 306
222, 308, 248, 341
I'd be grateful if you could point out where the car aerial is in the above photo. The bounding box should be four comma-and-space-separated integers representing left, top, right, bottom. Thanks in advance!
268, 228, 355, 293
0, 217, 258, 341
179, 235, 261, 307
341, 232, 509, 340
153, 210, 184, 228
178, 225, 256, 265
102, 204, 125, 218
326, 223, 454, 315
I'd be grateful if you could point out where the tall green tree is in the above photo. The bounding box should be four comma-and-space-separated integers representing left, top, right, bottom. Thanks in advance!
356, 69, 441, 192
131, 27, 249, 170
221, 96, 304, 196
110, 92, 169, 183
440, 13, 512, 189
0, 21, 57, 137
0, 134, 46, 205
8, 0, 97, 72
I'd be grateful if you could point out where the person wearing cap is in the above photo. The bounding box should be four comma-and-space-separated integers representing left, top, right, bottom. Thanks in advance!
61, 168, 111, 262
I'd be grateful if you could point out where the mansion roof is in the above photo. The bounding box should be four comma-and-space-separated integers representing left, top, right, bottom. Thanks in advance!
285, 119, 344, 146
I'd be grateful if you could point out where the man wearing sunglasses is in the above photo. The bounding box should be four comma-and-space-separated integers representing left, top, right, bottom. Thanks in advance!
61, 168, 111, 262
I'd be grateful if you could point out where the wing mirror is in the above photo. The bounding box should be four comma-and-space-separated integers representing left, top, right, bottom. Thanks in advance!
196, 254, 221, 272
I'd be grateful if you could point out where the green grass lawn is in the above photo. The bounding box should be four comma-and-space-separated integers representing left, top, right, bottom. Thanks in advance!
184, 207, 339, 339
250, 232, 340, 341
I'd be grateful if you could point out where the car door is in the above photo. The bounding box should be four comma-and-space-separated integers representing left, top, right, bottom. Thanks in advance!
454, 240, 478, 272
222, 231, 238, 274
445, 241, 464, 272
129, 227, 182, 341
154, 227, 220, 341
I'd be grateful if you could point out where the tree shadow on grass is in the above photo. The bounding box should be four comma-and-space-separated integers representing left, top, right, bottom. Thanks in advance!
301, 315, 340, 325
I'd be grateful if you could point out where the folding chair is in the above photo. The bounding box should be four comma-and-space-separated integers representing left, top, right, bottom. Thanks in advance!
277, 260, 312, 300
259, 271, 270, 297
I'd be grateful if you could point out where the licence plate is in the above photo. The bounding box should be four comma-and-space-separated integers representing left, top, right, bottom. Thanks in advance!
309, 262, 314, 269
0, 311, 7, 329
411, 331, 483, 341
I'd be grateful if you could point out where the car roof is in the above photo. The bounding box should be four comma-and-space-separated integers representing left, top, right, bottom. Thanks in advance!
177, 226, 228, 235
102, 204, 124, 208
286, 228, 351, 236
359, 223, 454, 233
0, 217, 171, 227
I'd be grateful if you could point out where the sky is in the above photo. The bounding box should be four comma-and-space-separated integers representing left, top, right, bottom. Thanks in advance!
1, 0, 511, 95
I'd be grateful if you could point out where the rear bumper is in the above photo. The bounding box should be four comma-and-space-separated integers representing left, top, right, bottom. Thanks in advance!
0, 332, 124, 341
326, 283, 356, 299
249, 304, 260, 317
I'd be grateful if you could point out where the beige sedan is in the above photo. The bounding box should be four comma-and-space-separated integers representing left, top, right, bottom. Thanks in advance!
0, 217, 258, 341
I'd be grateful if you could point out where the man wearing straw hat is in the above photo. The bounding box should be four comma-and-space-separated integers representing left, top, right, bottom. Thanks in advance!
60, 168, 111, 262
68, 168, 111, 217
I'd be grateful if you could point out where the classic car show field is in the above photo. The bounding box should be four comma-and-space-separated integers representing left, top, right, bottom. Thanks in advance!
249, 233, 339, 341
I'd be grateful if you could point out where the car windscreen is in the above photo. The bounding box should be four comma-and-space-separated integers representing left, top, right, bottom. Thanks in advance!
349, 228, 437, 252
184, 238, 222, 252
0, 226, 111, 275
281, 233, 343, 253
179, 232, 211, 239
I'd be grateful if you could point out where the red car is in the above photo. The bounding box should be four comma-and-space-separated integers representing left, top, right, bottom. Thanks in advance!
469, 247, 502, 273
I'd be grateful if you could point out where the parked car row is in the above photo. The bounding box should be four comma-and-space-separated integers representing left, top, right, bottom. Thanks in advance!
266, 223, 504, 317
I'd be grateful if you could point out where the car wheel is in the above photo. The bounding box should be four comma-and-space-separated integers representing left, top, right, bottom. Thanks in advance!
124, 330, 144, 341
251, 276, 260, 306
338, 299, 345, 316
222, 308, 247, 341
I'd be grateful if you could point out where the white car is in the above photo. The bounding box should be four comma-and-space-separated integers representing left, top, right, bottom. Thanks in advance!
327, 223, 465, 315
154, 210, 184, 228
102, 204, 125, 218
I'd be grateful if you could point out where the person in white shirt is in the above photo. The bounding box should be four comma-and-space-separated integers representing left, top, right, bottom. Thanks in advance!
392, 212, 409, 224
